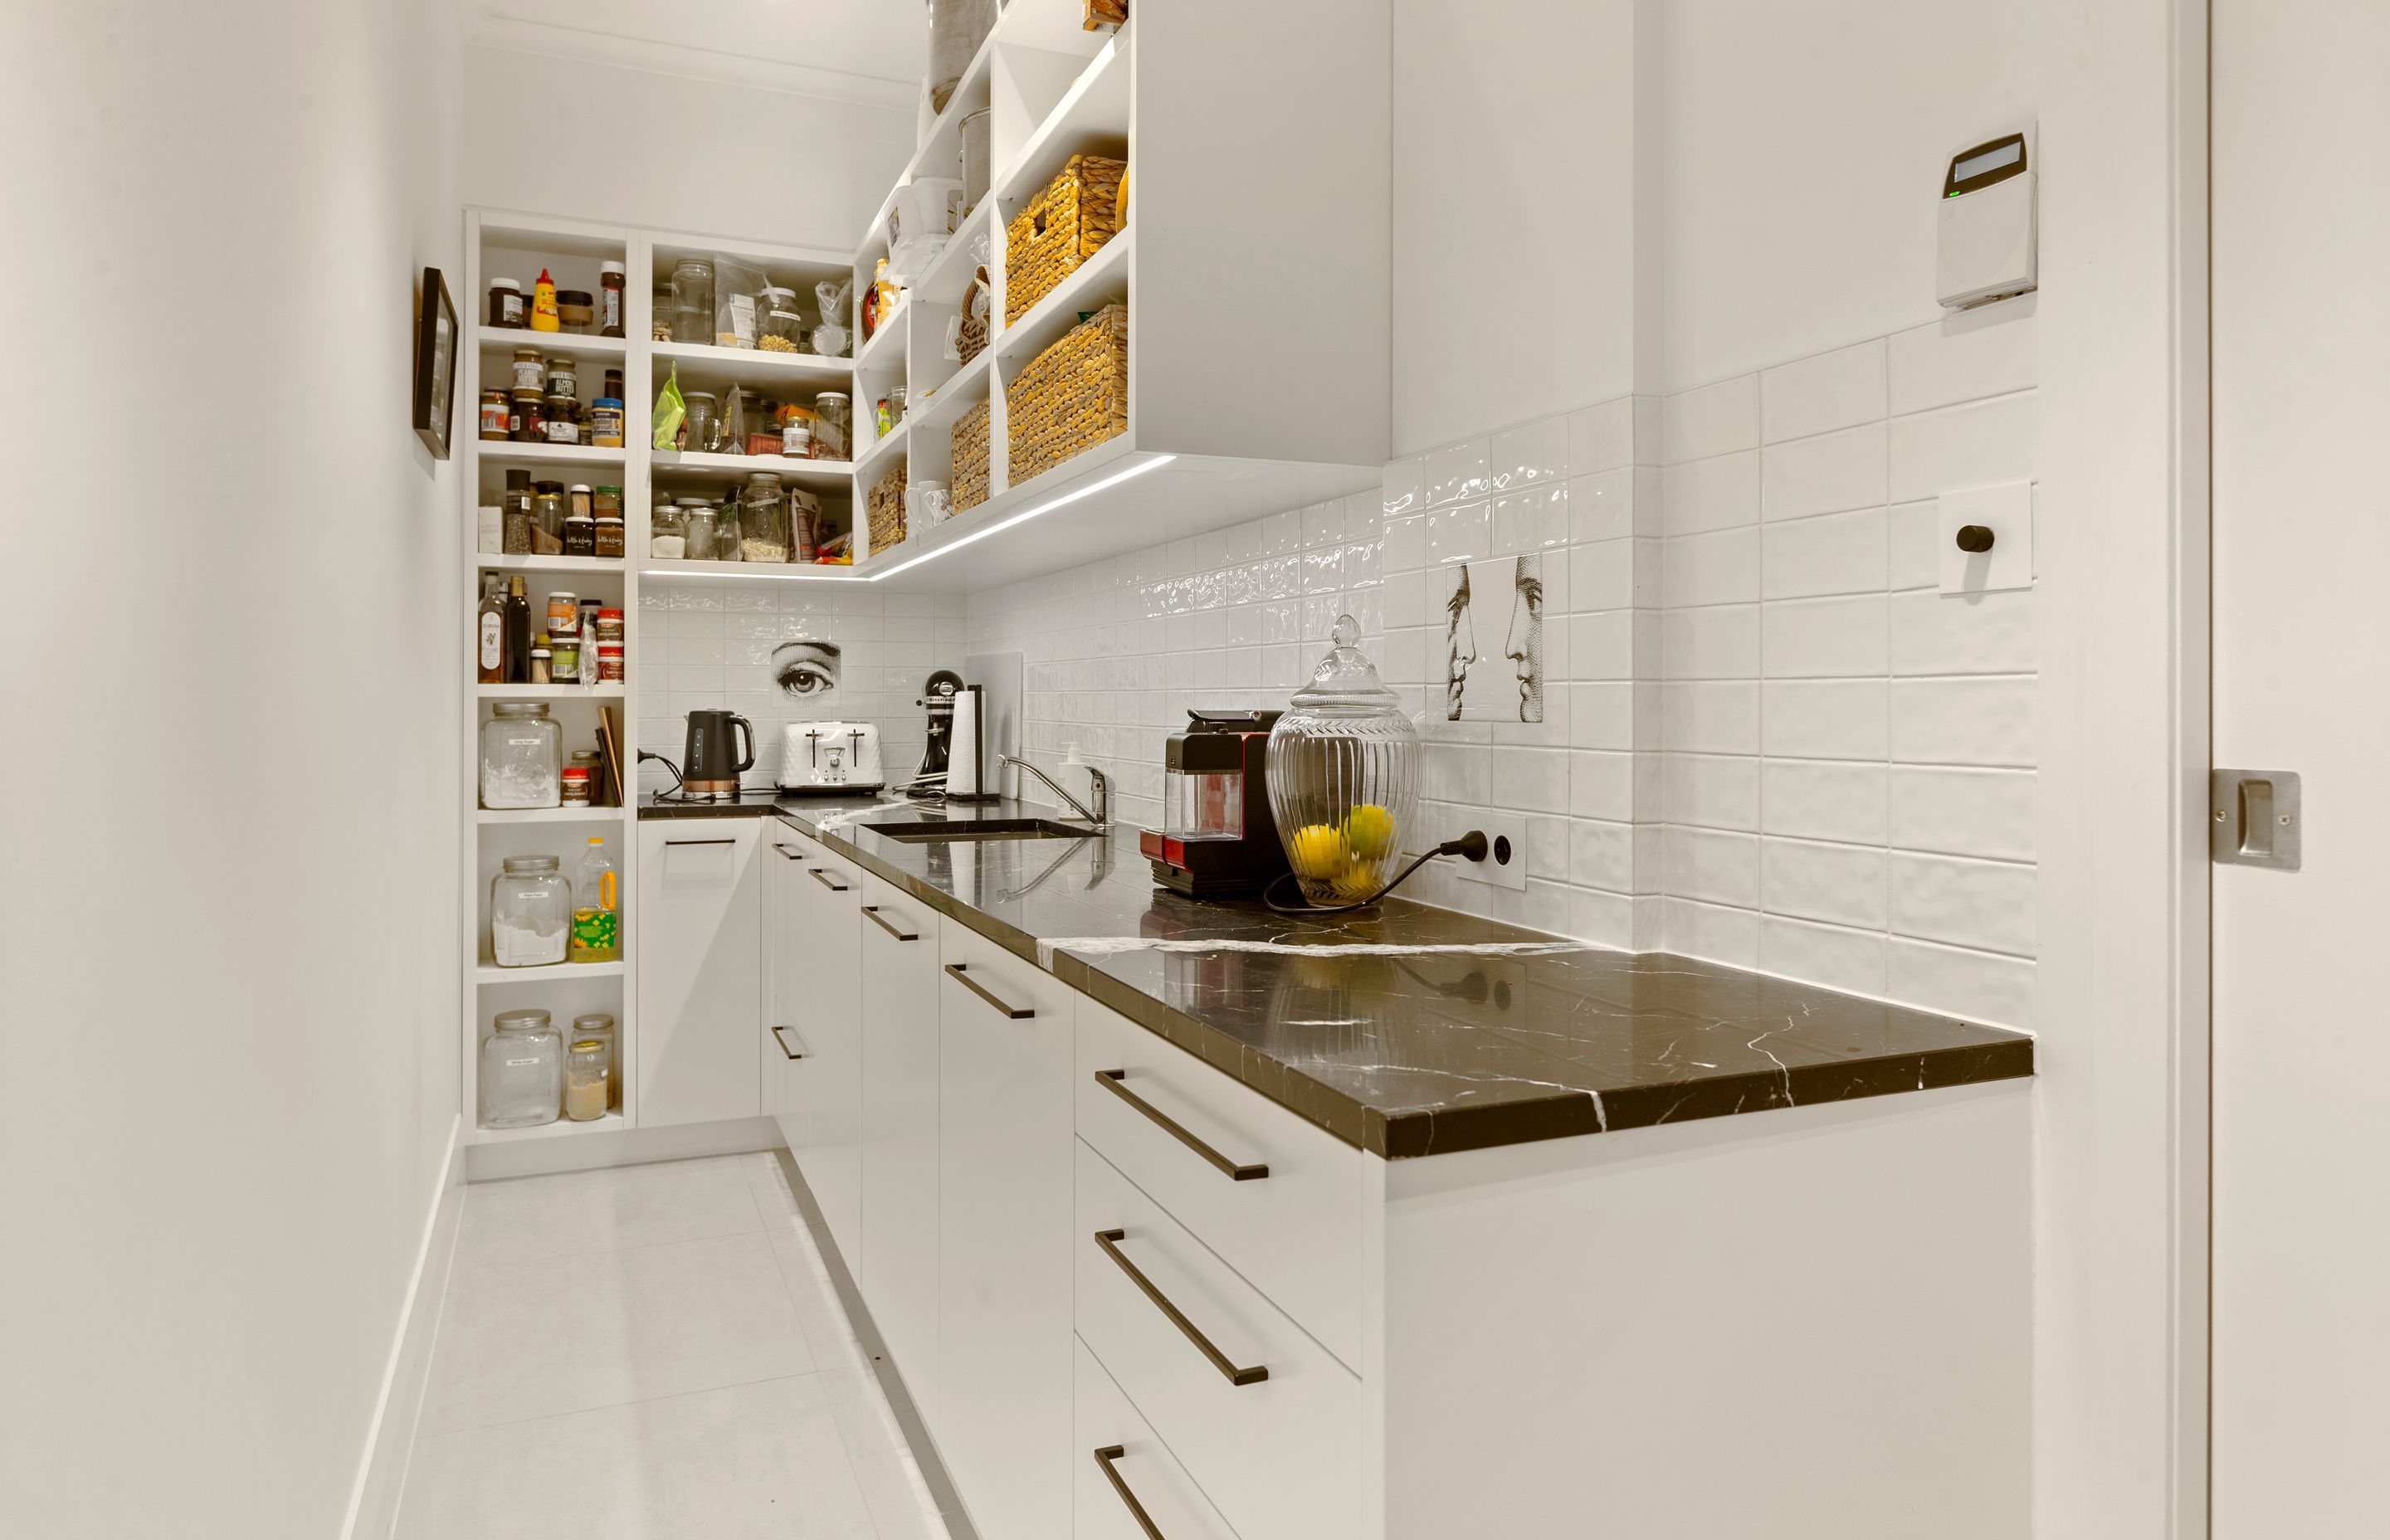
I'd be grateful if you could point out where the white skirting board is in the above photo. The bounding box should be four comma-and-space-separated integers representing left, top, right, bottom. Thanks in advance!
339, 1114, 466, 1540
462, 1114, 783, 1182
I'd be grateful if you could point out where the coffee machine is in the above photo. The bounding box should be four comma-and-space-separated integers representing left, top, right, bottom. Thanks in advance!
1139, 709, 1290, 899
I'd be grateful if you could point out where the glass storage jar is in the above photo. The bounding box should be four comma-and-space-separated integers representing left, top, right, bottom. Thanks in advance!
650, 502, 685, 558
480, 701, 561, 808
758, 286, 806, 352
670, 256, 714, 344
532, 481, 566, 543
1266, 616, 1423, 907
490, 855, 570, 967
740, 472, 789, 562
480, 1009, 563, 1129
683, 505, 718, 561
680, 391, 718, 454
565, 1036, 611, 1120
812, 392, 851, 461
573, 1013, 620, 1109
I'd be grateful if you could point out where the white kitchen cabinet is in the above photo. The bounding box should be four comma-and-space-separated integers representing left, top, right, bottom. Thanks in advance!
759, 829, 815, 1140
633, 820, 760, 1128
856, 870, 944, 1421
784, 829, 863, 1268
1075, 1337, 1244, 1540
935, 927, 1080, 1540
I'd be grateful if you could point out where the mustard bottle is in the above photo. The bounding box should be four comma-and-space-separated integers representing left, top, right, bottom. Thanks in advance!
531, 267, 560, 333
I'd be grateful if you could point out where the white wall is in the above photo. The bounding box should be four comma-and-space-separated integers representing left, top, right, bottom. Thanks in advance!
0, 2, 467, 1535
463, 46, 913, 252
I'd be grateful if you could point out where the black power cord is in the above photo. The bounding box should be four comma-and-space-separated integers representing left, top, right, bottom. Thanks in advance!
1262, 831, 1490, 915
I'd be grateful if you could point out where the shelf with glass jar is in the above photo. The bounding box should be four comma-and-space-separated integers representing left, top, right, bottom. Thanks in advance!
478, 806, 631, 825
476, 960, 625, 984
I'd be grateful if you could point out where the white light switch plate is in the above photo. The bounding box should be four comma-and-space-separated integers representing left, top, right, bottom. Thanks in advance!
1939, 481, 2034, 595
1451, 808, 1528, 891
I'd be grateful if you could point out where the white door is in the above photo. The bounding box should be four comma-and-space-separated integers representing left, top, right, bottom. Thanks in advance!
2211, 4, 2390, 1529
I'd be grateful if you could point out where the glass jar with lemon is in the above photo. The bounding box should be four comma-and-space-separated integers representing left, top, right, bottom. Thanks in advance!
1266, 616, 1422, 908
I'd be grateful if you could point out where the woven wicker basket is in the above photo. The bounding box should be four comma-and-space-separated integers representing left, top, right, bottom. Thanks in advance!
1006, 302, 1129, 487
1005, 154, 1125, 324
953, 400, 993, 514
867, 461, 909, 554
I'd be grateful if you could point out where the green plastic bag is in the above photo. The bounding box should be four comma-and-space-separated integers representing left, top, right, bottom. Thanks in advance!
652, 365, 687, 451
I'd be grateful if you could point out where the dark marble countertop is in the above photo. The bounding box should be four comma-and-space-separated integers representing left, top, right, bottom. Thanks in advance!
773, 797, 2034, 1159
640, 792, 824, 819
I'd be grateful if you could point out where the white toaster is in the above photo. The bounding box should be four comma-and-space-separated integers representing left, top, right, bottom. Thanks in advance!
778, 720, 885, 794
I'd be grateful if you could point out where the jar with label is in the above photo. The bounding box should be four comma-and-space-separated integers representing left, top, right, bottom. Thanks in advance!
602, 368, 624, 402
596, 641, 625, 680
480, 1009, 562, 1128
599, 261, 626, 338
592, 485, 622, 522
490, 855, 570, 967
529, 645, 551, 684
545, 355, 577, 398
543, 394, 579, 445
511, 346, 544, 392
563, 511, 595, 557
479, 390, 510, 440
481, 704, 560, 807
595, 514, 625, 558
588, 397, 624, 447
812, 392, 851, 461
671, 256, 714, 344
550, 632, 581, 683
557, 289, 595, 334
488, 278, 526, 329
650, 504, 685, 558
570, 840, 618, 962
596, 607, 624, 642
759, 286, 805, 352
559, 765, 593, 804
511, 390, 545, 442
546, 592, 578, 636
572, 1011, 620, 1109
502, 470, 534, 554
782, 417, 812, 458
565, 1037, 610, 1120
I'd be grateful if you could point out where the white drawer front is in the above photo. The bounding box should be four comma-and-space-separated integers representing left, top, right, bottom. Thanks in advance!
1075, 1139, 1361, 1540
1076, 997, 1366, 1370
1075, 1336, 1245, 1540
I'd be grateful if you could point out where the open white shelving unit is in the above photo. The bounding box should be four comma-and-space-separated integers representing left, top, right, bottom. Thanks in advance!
457, 209, 859, 1152
834, 0, 1391, 592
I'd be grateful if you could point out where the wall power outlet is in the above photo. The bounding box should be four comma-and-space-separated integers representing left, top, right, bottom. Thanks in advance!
1451, 809, 1528, 891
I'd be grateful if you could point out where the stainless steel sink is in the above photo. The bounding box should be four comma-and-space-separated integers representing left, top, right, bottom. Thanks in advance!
872, 818, 1100, 843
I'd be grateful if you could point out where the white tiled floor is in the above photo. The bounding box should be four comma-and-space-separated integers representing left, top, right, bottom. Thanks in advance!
393, 1153, 953, 1539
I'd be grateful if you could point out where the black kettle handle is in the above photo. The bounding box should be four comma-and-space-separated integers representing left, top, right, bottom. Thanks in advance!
731, 715, 755, 773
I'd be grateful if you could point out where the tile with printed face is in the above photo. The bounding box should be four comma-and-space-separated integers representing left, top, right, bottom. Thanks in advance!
1432, 553, 1549, 724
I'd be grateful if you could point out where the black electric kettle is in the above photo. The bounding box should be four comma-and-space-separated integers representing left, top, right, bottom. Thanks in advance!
681, 710, 754, 798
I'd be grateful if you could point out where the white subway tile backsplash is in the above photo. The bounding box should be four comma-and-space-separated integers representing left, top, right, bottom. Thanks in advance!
1663, 375, 1759, 464
1569, 817, 1637, 890
1761, 594, 1888, 679
1425, 501, 1490, 567
1665, 826, 1760, 909
1760, 680, 1888, 761
1759, 916, 1887, 997
1568, 749, 1641, 822
1887, 937, 2035, 1029
1761, 758, 1888, 846
1760, 422, 1888, 521
1889, 676, 2034, 767
1889, 589, 2036, 675
1886, 500, 1944, 590
1423, 436, 1492, 507
1761, 507, 1889, 600
1662, 451, 1760, 534
1383, 513, 1426, 573
1491, 746, 1570, 815
1568, 397, 1636, 476
1566, 467, 1636, 543
1761, 838, 1889, 930
1658, 603, 1758, 680
1661, 896, 1761, 968
1659, 681, 1759, 754
1661, 526, 1759, 608
1568, 612, 1637, 680
1490, 414, 1568, 490
1492, 485, 1568, 553
1888, 851, 2036, 957
1760, 339, 1887, 443
1887, 391, 2036, 503
1661, 753, 1759, 831
1888, 310, 2036, 417
1890, 766, 2036, 861
1569, 538, 1640, 614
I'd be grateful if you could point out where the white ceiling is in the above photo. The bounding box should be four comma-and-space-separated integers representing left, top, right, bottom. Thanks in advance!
471, 0, 928, 109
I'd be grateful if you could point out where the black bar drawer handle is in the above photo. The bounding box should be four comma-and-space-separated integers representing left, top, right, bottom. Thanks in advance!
664, 837, 735, 847
1094, 1070, 1268, 1181
944, 962, 1032, 1019
771, 1025, 804, 1060
1094, 1228, 1268, 1387
861, 904, 919, 942
772, 841, 808, 860
1093, 1445, 1167, 1540
807, 866, 850, 893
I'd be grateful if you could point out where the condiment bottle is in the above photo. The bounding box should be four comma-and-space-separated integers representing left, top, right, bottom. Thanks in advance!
504, 576, 531, 682
599, 261, 626, 338
531, 267, 560, 332
476, 574, 505, 685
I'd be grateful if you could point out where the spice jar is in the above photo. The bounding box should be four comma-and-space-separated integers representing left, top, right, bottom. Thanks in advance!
529, 645, 552, 684
595, 514, 625, 558
480, 1010, 562, 1128
487, 277, 526, 329
545, 355, 578, 398
511, 346, 544, 392
510, 390, 545, 442
480, 702, 561, 808
546, 592, 578, 636
649, 504, 685, 558
563, 510, 595, 557
596, 641, 625, 680
602, 368, 624, 402
592, 485, 622, 522
543, 393, 579, 445
680, 392, 718, 454
478, 390, 510, 441
596, 607, 624, 642
812, 392, 851, 460
782, 418, 812, 458
502, 470, 534, 554
550, 632, 581, 683
589, 397, 624, 447
559, 765, 593, 805
557, 289, 595, 333
572, 1011, 619, 1107
599, 261, 626, 338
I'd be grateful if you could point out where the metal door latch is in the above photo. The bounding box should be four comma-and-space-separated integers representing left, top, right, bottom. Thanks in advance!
2211, 768, 2301, 870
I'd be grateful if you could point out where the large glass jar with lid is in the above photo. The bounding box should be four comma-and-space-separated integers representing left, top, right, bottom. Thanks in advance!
480, 702, 561, 808
739, 472, 789, 562
490, 854, 570, 967
1265, 615, 1422, 907
812, 392, 851, 461
758, 285, 806, 352
670, 256, 714, 344
480, 1009, 563, 1128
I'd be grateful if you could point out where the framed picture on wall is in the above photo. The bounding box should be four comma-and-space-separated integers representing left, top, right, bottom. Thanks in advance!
412, 266, 458, 460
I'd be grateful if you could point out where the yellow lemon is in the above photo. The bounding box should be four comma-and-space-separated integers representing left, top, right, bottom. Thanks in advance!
1342, 803, 1397, 860
1287, 824, 1349, 879
1330, 861, 1383, 901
